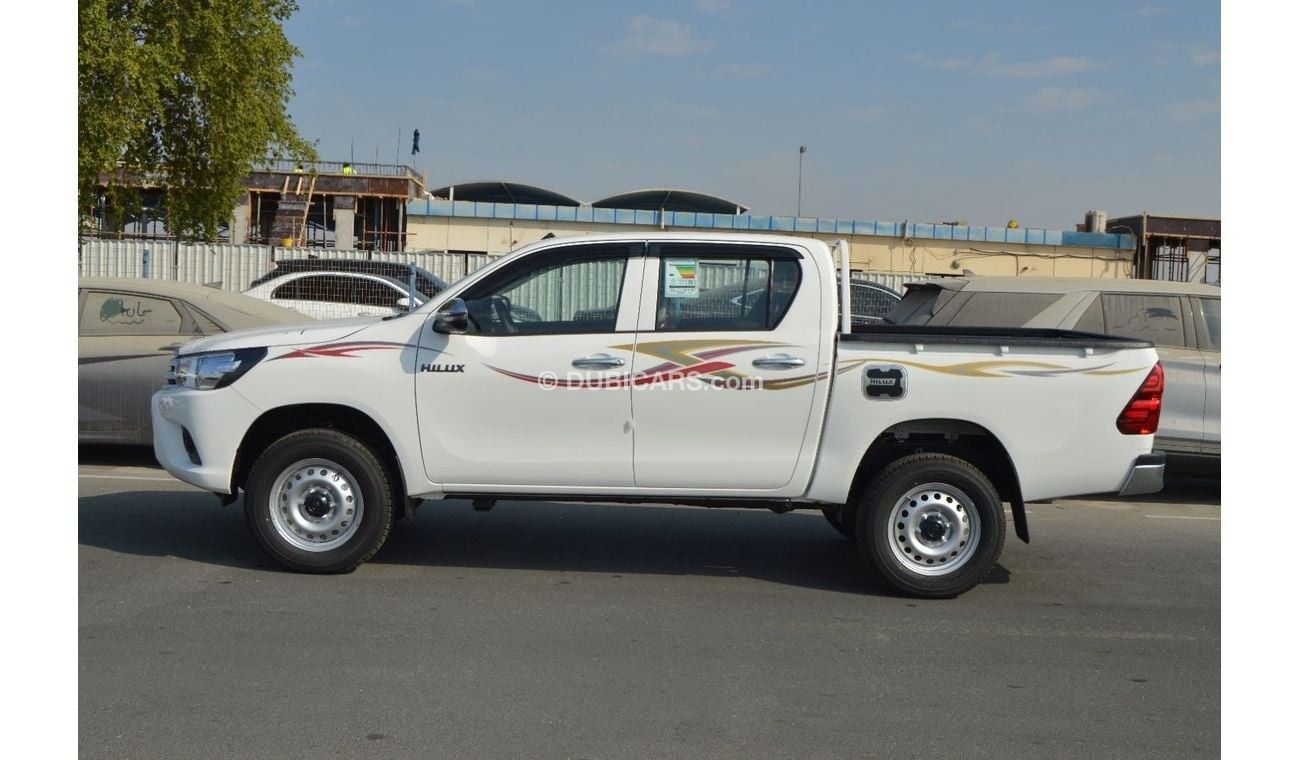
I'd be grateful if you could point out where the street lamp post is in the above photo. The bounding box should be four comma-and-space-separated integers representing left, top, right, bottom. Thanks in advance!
797, 145, 807, 217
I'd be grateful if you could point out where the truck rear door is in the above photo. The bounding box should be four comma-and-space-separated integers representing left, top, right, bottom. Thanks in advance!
627, 242, 825, 490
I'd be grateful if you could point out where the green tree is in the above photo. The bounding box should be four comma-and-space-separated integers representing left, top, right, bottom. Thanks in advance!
79, 0, 315, 241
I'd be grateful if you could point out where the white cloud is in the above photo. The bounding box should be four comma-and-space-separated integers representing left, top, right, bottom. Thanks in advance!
907, 52, 1100, 78
656, 101, 723, 120
984, 55, 1097, 78
1021, 86, 1109, 113
603, 15, 713, 57
840, 105, 889, 123
944, 19, 1050, 34
1163, 98, 1219, 121
1129, 5, 1167, 17
715, 61, 769, 77
695, 0, 733, 12
904, 52, 975, 72
1147, 41, 1219, 68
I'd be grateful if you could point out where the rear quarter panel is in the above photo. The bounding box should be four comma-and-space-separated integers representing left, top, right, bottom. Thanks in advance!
806, 341, 1160, 503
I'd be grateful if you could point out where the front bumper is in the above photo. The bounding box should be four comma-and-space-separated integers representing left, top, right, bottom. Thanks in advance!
152, 386, 262, 494
1117, 451, 1166, 497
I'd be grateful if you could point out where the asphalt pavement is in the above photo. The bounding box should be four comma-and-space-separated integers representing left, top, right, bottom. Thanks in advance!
79, 447, 1220, 760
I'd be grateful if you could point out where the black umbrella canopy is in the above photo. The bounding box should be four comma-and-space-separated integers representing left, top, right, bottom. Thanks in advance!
592, 188, 748, 214
430, 181, 581, 207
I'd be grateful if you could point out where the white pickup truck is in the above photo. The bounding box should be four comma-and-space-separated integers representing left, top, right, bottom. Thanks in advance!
152, 232, 1165, 598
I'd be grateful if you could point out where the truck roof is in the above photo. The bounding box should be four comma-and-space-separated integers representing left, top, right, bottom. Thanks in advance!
512, 230, 835, 250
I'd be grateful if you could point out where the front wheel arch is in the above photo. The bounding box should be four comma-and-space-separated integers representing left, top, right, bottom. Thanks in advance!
232, 403, 410, 518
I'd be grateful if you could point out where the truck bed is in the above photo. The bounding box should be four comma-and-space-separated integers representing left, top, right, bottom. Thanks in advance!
844, 324, 1153, 350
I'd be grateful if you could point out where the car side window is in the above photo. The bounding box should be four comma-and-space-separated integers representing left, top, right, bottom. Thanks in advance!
80, 291, 184, 336
460, 244, 632, 335
272, 275, 353, 303
185, 306, 226, 335
355, 278, 403, 308
1198, 297, 1220, 351
944, 292, 1060, 327
1101, 293, 1187, 348
653, 247, 801, 332
1074, 297, 1105, 334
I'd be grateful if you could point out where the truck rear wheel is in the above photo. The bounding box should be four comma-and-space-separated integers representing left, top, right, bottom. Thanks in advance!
243, 428, 396, 573
854, 453, 1005, 598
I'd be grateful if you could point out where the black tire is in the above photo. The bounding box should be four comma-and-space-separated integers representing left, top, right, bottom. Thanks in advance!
853, 453, 1006, 598
244, 428, 396, 573
820, 506, 857, 541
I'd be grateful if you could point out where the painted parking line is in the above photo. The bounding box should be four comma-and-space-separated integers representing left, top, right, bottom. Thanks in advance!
1145, 514, 1220, 521
78, 473, 178, 483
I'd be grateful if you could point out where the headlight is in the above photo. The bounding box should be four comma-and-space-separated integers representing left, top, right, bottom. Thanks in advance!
167, 348, 267, 390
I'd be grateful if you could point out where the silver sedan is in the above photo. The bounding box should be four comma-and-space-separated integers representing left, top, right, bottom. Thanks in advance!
79, 278, 310, 445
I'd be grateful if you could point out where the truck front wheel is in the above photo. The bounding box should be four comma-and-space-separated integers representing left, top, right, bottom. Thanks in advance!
854, 453, 1006, 598
243, 428, 396, 573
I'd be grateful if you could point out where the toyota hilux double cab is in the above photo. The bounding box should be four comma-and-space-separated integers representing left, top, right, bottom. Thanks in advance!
153, 233, 1165, 598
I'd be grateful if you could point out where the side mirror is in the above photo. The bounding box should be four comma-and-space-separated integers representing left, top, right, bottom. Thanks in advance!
431, 297, 469, 334
395, 296, 412, 310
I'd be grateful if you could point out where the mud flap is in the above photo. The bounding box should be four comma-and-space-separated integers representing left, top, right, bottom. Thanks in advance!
1010, 496, 1030, 544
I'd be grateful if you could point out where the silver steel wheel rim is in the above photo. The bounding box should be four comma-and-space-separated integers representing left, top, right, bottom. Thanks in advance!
887, 482, 981, 576
268, 458, 364, 553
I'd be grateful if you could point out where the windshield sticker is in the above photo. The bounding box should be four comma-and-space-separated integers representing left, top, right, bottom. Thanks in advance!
663, 259, 699, 299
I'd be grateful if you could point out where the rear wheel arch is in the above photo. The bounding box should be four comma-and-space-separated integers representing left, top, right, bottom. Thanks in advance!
232, 403, 410, 518
846, 418, 1029, 543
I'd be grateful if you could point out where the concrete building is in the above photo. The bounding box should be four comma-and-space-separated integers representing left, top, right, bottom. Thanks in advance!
406, 182, 1137, 279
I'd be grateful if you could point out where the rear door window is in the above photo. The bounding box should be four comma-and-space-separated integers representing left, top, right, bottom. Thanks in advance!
80, 291, 184, 336
271, 275, 355, 303
354, 277, 403, 307
1101, 293, 1187, 347
1073, 297, 1105, 334
944, 292, 1060, 327
653, 247, 801, 332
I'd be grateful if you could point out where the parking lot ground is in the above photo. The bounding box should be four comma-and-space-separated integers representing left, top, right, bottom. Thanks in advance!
79, 447, 1220, 760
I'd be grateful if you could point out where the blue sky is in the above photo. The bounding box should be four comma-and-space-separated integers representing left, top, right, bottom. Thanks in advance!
283, 0, 1220, 230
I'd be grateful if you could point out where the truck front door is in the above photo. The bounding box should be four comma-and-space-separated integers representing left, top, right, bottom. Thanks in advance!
628, 243, 825, 490
415, 242, 644, 488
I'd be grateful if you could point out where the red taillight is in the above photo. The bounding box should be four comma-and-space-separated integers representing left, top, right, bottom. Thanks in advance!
1116, 363, 1164, 435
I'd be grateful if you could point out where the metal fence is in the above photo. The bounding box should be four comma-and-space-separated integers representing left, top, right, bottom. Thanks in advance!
78, 239, 943, 323
78, 240, 497, 292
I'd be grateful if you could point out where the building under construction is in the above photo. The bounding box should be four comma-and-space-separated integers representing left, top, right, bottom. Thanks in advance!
87, 159, 426, 251
1106, 213, 1222, 284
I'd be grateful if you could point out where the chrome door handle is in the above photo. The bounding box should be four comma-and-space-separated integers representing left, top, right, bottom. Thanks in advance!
752, 354, 806, 370
571, 353, 625, 369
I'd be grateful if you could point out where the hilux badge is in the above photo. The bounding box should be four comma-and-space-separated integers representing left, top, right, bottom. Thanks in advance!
420, 363, 465, 373
863, 364, 906, 400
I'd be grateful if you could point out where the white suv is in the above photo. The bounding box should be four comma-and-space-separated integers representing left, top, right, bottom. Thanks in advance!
887, 276, 1220, 460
